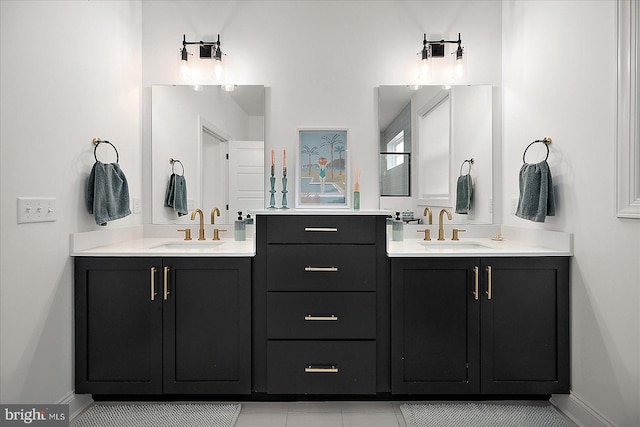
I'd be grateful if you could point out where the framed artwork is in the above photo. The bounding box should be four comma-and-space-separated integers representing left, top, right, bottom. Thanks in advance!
296, 129, 349, 208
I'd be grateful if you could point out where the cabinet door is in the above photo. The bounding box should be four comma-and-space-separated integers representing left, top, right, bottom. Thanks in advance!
162, 258, 251, 394
480, 257, 569, 394
75, 257, 163, 394
391, 258, 480, 394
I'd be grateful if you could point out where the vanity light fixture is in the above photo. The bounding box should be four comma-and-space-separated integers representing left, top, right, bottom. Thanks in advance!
178, 34, 227, 84
417, 33, 466, 81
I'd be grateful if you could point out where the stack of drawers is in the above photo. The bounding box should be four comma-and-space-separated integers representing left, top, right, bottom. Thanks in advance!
262, 215, 380, 394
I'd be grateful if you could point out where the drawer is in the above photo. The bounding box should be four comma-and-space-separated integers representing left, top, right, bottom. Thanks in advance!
265, 215, 376, 244
267, 245, 376, 291
267, 340, 376, 394
267, 292, 376, 339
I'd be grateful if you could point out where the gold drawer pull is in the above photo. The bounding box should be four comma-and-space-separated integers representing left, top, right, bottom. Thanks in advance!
473, 266, 479, 301
304, 315, 338, 321
150, 267, 157, 301
305, 266, 338, 272
486, 265, 492, 300
304, 227, 338, 232
305, 365, 338, 373
163, 266, 170, 300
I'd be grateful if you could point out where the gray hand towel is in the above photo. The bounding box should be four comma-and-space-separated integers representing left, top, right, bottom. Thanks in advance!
173, 174, 188, 216
86, 162, 131, 226
164, 173, 188, 216
516, 160, 555, 222
455, 174, 473, 214
164, 174, 176, 207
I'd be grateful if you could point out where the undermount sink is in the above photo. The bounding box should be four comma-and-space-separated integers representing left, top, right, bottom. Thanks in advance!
418, 241, 493, 250
149, 241, 226, 250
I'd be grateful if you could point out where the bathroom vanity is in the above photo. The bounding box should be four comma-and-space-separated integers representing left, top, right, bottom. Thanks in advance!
252, 213, 389, 395
72, 214, 571, 398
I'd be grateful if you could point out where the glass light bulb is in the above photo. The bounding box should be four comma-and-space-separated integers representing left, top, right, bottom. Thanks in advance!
419, 58, 431, 81
214, 60, 224, 82
180, 59, 190, 82
454, 58, 465, 79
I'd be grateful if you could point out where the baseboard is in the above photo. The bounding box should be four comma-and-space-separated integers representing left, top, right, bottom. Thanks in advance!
551, 392, 616, 427
59, 392, 93, 421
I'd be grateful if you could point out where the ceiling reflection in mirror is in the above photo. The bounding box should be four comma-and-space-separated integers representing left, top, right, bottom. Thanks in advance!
379, 85, 493, 224
152, 85, 265, 224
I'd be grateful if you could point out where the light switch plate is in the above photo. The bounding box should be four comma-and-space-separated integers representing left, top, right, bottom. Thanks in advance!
511, 198, 519, 215
17, 197, 57, 223
132, 197, 141, 214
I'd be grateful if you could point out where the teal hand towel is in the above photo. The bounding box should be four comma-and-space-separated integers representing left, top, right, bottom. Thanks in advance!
164, 173, 188, 216
173, 175, 188, 216
455, 174, 473, 214
164, 174, 176, 207
516, 160, 555, 222
86, 162, 131, 226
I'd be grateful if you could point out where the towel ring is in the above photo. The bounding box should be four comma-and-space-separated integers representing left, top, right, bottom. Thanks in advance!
169, 158, 185, 176
522, 137, 552, 163
459, 158, 474, 176
92, 138, 119, 163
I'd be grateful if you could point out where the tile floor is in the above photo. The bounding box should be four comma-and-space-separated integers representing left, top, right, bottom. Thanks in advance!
234, 400, 578, 427
235, 401, 406, 427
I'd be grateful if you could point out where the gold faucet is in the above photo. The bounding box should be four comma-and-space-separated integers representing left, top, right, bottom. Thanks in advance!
211, 207, 220, 224
438, 208, 452, 241
423, 207, 433, 225
190, 208, 206, 240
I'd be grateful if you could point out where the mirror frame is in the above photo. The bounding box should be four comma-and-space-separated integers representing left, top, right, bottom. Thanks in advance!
617, 0, 640, 218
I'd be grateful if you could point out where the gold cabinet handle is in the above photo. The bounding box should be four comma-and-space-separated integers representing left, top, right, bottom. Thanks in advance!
304, 315, 338, 321
163, 266, 170, 300
304, 227, 338, 232
305, 365, 338, 373
304, 266, 338, 272
150, 267, 157, 301
486, 265, 492, 300
473, 266, 479, 300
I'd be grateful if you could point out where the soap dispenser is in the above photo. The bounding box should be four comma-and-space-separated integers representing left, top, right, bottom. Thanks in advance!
392, 211, 404, 241
234, 211, 246, 241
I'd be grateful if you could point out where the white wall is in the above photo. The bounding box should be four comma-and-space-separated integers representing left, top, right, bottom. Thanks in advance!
0, 0, 142, 406
502, 1, 640, 425
141, 0, 503, 217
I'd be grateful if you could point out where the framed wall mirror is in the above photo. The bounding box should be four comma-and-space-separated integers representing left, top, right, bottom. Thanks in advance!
379, 85, 493, 224
617, 0, 640, 218
151, 85, 265, 224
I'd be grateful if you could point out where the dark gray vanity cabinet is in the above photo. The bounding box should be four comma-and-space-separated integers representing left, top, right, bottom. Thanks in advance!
75, 257, 251, 395
391, 256, 569, 395
253, 214, 389, 394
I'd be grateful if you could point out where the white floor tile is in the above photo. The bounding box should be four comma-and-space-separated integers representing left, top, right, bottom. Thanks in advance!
235, 411, 288, 427
240, 402, 291, 414
340, 401, 395, 413
342, 411, 401, 427
285, 412, 342, 427
287, 401, 343, 413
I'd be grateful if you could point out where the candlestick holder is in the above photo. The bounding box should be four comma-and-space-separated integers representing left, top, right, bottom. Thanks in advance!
281, 169, 289, 209
268, 171, 277, 209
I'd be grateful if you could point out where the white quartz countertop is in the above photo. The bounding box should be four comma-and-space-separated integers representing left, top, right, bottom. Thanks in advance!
71, 237, 255, 257
387, 237, 572, 257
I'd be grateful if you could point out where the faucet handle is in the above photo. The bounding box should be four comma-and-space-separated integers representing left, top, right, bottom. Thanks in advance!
417, 229, 431, 241
212, 228, 228, 241
177, 229, 192, 240
452, 229, 466, 241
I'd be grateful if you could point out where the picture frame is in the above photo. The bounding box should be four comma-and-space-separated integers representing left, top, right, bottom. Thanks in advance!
296, 129, 349, 208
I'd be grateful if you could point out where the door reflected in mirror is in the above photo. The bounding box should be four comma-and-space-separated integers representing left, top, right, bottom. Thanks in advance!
152, 85, 265, 224
379, 85, 493, 224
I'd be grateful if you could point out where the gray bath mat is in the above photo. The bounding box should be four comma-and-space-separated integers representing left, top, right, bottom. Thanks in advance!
72, 403, 241, 427
400, 403, 569, 427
